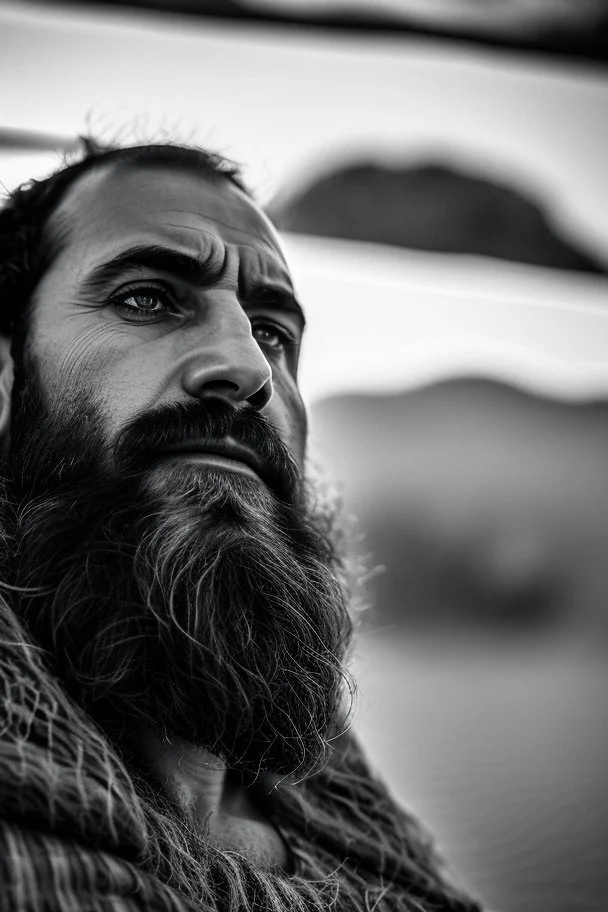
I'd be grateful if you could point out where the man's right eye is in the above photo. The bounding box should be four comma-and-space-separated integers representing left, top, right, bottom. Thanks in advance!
111, 286, 176, 323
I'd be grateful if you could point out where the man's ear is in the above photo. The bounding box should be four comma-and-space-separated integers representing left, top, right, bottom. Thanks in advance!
0, 335, 14, 442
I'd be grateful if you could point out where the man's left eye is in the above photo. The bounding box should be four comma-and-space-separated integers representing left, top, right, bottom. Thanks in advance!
252, 323, 293, 351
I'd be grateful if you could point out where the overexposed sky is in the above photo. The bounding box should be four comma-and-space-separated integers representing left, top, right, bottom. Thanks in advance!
2, 1, 607, 252
287, 235, 608, 403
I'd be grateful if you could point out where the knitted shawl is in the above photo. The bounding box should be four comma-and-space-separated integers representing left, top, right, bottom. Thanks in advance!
0, 591, 483, 912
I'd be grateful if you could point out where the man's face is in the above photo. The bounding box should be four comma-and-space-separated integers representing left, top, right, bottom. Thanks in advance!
26, 162, 307, 471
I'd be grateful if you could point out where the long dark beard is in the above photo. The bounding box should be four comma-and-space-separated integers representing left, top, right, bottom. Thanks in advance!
5, 364, 355, 780
1, 359, 483, 912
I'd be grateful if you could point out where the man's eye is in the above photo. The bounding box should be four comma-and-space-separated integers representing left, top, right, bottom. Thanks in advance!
252, 323, 294, 351
111, 287, 174, 322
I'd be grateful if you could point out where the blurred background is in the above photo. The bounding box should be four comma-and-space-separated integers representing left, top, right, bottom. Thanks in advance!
1, 2, 607, 909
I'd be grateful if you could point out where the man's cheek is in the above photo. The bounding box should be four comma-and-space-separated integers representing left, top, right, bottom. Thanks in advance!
53, 354, 150, 441
288, 402, 308, 466
269, 379, 307, 465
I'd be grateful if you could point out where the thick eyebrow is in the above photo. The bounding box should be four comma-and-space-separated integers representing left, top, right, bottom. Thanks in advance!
79, 242, 306, 329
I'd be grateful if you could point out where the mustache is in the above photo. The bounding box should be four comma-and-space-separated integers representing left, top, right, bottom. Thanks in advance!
113, 398, 301, 502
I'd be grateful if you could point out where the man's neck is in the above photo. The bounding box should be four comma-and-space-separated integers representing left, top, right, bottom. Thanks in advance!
139, 726, 228, 814
137, 727, 291, 870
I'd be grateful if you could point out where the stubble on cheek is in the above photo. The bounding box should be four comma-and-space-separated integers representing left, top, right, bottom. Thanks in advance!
269, 378, 308, 468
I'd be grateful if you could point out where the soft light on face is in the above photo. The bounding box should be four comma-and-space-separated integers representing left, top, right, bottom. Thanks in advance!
26, 162, 308, 470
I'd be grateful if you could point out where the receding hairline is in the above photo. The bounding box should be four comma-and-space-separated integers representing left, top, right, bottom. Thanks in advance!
42, 157, 287, 275
48, 156, 253, 225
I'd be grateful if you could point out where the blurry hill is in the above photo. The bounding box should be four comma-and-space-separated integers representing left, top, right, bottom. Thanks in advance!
311, 378, 608, 643
269, 161, 607, 274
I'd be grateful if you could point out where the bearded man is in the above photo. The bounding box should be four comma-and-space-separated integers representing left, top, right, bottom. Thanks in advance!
0, 142, 483, 912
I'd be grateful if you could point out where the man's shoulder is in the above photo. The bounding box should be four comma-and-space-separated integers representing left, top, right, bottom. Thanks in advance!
0, 591, 139, 852
0, 591, 200, 910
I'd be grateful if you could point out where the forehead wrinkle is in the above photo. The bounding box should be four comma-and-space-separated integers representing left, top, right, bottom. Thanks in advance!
197, 233, 226, 277
162, 211, 279, 252
161, 222, 279, 268
163, 221, 293, 292
180, 233, 229, 283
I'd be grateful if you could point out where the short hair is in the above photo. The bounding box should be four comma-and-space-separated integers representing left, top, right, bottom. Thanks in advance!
0, 140, 249, 338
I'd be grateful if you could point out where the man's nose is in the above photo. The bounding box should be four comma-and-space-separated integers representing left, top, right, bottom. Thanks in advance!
180, 303, 273, 410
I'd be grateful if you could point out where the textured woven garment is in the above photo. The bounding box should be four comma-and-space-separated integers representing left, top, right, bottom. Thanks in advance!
0, 591, 483, 912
